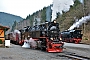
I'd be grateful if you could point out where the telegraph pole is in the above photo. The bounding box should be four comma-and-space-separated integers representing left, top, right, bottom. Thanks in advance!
83, 0, 85, 34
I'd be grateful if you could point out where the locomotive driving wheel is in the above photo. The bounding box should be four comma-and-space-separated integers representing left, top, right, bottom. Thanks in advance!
40, 38, 47, 51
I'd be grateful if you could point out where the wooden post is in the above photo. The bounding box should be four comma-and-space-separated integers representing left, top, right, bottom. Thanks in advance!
83, 0, 85, 34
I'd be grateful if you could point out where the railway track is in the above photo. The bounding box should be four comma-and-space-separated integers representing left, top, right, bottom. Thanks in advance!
56, 51, 90, 60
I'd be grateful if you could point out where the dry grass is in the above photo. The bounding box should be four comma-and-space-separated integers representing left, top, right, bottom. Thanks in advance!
81, 32, 90, 45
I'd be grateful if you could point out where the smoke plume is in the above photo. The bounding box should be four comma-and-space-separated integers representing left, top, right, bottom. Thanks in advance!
68, 15, 90, 30
51, 0, 74, 21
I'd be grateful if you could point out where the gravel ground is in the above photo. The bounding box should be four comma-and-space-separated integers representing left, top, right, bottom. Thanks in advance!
0, 44, 68, 60
64, 43, 90, 58
0, 44, 90, 60
64, 42, 90, 49
64, 46, 90, 58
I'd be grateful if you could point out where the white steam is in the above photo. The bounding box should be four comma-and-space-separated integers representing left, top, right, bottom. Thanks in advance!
68, 15, 90, 30
51, 0, 74, 21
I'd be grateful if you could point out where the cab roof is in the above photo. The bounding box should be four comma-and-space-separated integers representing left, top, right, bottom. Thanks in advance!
0, 24, 10, 31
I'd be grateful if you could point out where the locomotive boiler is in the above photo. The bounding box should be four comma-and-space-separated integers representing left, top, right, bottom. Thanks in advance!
23, 20, 64, 52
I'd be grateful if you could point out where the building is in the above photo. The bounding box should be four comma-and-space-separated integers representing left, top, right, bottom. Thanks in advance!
0, 24, 9, 42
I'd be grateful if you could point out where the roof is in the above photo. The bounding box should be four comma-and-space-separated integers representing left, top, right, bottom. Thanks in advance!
0, 24, 10, 31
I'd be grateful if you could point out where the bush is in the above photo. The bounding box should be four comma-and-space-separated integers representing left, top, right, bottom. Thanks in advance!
0, 39, 2, 44
84, 37, 88, 40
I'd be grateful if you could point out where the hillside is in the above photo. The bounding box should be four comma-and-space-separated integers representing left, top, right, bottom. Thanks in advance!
0, 12, 23, 27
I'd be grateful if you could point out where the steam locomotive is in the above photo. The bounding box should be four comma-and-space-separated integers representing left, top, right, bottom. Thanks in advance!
60, 30, 83, 44
22, 20, 64, 52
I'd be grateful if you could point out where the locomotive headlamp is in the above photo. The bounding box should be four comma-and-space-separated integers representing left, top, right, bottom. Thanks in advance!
50, 38, 53, 40
53, 20, 56, 23
60, 38, 62, 40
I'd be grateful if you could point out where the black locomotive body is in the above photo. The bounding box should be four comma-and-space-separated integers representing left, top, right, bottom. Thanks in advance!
60, 30, 83, 44
23, 21, 64, 52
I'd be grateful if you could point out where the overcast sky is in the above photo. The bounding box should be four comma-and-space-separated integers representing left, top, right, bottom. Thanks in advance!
0, 0, 53, 18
